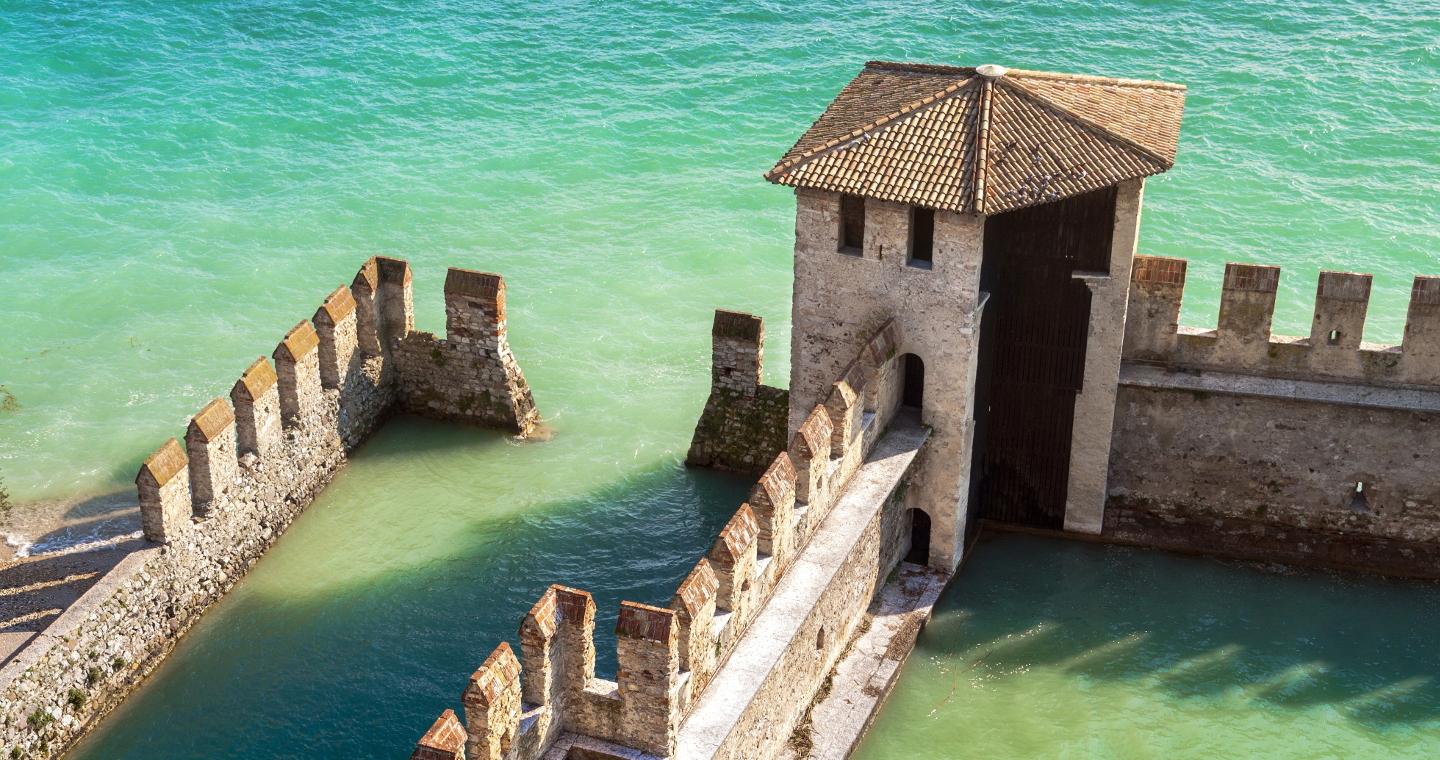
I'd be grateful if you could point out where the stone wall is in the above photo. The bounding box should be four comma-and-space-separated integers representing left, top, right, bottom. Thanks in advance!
409, 322, 923, 760
1, 257, 540, 759
685, 310, 789, 475
788, 188, 985, 570
393, 268, 539, 436
1105, 255, 1440, 577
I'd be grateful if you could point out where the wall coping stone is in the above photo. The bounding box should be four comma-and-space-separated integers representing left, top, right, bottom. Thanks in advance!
1119, 362, 1440, 413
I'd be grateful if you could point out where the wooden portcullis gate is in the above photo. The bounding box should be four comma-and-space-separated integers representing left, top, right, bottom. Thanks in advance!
972, 186, 1117, 529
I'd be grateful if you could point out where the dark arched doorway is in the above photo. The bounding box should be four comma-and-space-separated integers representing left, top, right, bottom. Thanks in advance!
905, 508, 931, 565
901, 353, 924, 409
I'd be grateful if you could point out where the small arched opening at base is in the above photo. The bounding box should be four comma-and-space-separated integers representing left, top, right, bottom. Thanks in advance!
905, 508, 931, 565
901, 353, 925, 410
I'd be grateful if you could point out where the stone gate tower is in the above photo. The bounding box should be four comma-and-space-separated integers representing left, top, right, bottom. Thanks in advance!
766, 61, 1186, 569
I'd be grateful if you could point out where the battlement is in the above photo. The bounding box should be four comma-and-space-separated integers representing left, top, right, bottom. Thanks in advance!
686, 311, 790, 474
411, 315, 921, 759
135, 258, 539, 544
1124, 255, 1440, 387
3, 257, 545, 760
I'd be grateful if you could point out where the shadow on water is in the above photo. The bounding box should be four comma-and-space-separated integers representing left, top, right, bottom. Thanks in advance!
67, 415, 747, 760
911, 532, 1440, 732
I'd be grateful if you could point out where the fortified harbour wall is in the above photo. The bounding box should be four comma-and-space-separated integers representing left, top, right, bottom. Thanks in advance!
1, 257, 538, 759
1106, 256, 1440, 576
407, 313, 942, 760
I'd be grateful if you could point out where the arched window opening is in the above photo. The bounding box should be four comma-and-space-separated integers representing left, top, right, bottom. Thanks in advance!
901, 353, 925, 410
905, 508, 931, 565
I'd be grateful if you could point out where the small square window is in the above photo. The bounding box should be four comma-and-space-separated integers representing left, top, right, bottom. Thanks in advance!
838, 194, 865, 255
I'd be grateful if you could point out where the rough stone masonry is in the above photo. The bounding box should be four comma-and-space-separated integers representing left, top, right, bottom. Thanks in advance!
0, 257, 540, 759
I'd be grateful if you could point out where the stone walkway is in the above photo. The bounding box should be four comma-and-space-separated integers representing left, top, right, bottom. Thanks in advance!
784, 562, 950, 760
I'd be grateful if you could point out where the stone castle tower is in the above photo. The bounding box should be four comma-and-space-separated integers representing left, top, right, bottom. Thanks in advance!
765, 61, 1186, 569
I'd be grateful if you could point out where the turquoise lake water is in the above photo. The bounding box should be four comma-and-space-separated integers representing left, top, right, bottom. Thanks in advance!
0, 0, 1434, 756
856, 534, 1440, 759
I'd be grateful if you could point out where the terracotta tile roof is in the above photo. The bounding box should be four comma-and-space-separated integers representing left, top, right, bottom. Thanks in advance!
766, 61, 1185, 215
708, 504, 758, 567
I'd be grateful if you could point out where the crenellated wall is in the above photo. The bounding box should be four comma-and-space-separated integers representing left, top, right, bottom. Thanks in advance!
409, 316, 927, 759
0, 258, 541, 759
393, 268, 539, 435
1107, 255, 1440, 577
685, 311, 790, 475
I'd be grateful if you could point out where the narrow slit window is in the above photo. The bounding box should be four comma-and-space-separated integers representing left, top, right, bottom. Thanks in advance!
839, 194, 865, 254
909, 206, 934, 268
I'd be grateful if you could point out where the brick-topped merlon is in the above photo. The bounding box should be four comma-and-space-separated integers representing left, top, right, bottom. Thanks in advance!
411, 709, 468, 760
1310, 271, 1372, 351
231, 357, 283, 460
710, 310, 764, 394
552, 585, 598, 702
1123, 255, 1440, 387
790, 406, 833, 505
670, 559, 719, 675
185, 397, 238, 514
825, 363, 865, 455
351, 258, 384, 356
518, 587, 559, 706
444, 269, 506, 345
1403, 276, 1440, 364
749, 452, 797, 560
1217, 263, 1281, 359
1124, 255, 1187, 359
273, 320, 323, 428
462, 642, 522, 760
616, 601, 681, 756
314, 285, 360, 390
707, 505, 759, 613
137, 438, 191, 543
376, 256, 415, 346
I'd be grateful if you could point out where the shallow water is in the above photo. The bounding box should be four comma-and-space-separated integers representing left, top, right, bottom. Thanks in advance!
856, 534, 1440, 759
0, 0, 1435, 757
68, 416, 746, 757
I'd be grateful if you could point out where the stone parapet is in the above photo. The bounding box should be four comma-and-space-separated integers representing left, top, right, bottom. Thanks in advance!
392, 267, 539, 436
1123, 255, 1440, 388
420, 321, 920, 759
2, 257, 541, 759
686, 310, 790, 474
